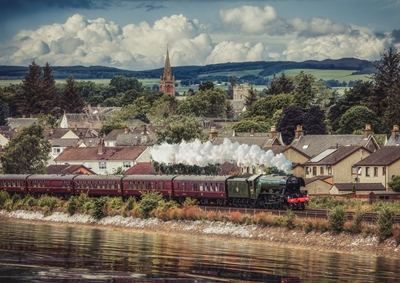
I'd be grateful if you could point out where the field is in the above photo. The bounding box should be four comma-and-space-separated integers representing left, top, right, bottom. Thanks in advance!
0, 69, 372, 95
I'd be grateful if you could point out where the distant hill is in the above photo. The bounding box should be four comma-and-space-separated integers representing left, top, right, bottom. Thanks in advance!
0, 58, 375, 81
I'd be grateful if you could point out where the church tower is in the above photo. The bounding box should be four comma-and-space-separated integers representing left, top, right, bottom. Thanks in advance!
159, 48, 175, 96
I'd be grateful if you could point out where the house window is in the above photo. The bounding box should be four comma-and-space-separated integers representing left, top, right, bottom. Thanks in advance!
123, 162, 131, 168
374, 167, 378, 177
312, 167, 317, 176
383, 167, 386, 176
305, 167, 310, 175
352, 167, 357, 175
84, 162, 92, 169
366, 167, 370, 177
328, 166, 332, 174
320, 166, 324, 175
99, 162, 106, 170
53, 148, 61, 155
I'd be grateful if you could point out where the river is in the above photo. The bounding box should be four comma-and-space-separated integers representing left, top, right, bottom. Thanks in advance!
0, 221, 399, 282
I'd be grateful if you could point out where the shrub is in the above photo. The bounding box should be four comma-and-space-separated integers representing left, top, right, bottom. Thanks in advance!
254, 212, 272, 226
91, 197, 107, 220
184, 205, 203, 220
283, 209, 295, 230
183, 197, 198, 206
0, 191, 10, 208
303, 221, 313, 234
76, 193, 91, 211
349, 210, 364, 234
124, 197, 137, 211
67, 196, 77, 216
22, 194, 37, 208
38, 194, 59, 211
108, 197, 123, 210
138, 192, 163, 218
328, 206, 347, 232
5, 194, 21, 212
229, 211, 243, 224
377, 206, 395, 238
206, 211, 223, 222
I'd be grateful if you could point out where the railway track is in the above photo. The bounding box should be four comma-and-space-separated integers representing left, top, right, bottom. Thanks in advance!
199, 206, 400, 224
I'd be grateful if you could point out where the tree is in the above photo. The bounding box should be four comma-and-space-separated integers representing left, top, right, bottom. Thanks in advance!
198, 81, 214, 91
369, 47, 400, 119
388, 175, 400, 192
263, 166, 286, 175
244, 85, 258, 109
40, 62, 57, 115
264, 72, 294, 95
15, 61, 43, 116
0, 124, 51, 174
232, 116, 271, 133
244, 93, 293, 120
109, 75, 144, 94
156, 116, 207, 144
60, 75, 85, 113
148, 93, 178, 121
303, 106, 327, 135
276, 105, 304, 145
225, 100, 235, 119
292, 71, 317, 110
337, 106, 385, 134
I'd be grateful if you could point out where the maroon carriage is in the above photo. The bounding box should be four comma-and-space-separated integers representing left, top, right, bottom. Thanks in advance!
172, 175, 230, 205
73, 175, 123, 196
26, 174, 76, 196
0, 174, 30, 195
121, 175, 176, 198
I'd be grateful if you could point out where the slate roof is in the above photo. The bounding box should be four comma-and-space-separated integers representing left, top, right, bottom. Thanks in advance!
125, 162, 156, 175
50, 138, 80, 147
333, 183, 386, 191
305, 175, 333, 185
212, 136, 272, 148
354, 146, 400, 166
303, 146, 370, 166
46, 128, 99, 139
291, 134, 378, 158
54, 146, 148, 161
7, 118, 37, 130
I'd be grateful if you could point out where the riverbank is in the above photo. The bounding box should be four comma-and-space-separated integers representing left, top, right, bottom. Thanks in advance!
1, 209, 399, 260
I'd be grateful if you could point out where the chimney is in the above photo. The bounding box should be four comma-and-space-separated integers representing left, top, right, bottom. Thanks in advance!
143, 124, 148, 135
363, 124, 372, 138
392, 125, 400, 139
269, 126, 277, 139
124, 126, 129, 134
84, 116, 88, 123
294, 125, 304, 139
250, 128, 254, 136
209, 127, 218, 140
97, 139, 105, 155
88, 104, 92, 113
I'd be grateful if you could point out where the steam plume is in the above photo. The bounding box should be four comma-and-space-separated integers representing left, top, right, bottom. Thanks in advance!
151, 138, 292, 173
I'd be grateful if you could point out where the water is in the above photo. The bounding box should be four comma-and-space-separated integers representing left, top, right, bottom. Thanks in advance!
0, 221, 399, 282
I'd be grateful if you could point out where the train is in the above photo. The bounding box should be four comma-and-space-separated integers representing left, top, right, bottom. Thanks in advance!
0, 173, 309, 209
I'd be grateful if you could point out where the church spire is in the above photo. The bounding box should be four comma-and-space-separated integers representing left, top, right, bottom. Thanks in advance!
159, 46, 175, 96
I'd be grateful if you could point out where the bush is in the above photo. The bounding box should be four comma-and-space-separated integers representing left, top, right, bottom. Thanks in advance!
0, 191, 10, 208
91, 197, 107, 220
377, 206, 395, 238
328, 206, 347, 232
229, 211, 243, 224
138, 192, 163, 218
283, 209, 295, 229
124, 197, 137, 211
183, 197, 198, 206
38, 195, 59, 211
67, 196, 77, 216
5, 194, 21, 211
22, 194, 37, 208
349, 210, 364, 234
184, 205, 203, 220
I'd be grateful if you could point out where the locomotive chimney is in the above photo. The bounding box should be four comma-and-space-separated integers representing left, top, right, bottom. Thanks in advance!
294, 125, 304, 139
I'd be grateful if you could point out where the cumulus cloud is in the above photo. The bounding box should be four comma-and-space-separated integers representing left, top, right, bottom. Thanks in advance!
206, 41, 269, 64
282, 30, 389, 61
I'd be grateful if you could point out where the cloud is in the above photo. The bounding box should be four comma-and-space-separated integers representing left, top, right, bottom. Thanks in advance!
282, 30, 389, 61
392, 29, 400, 43
206, 41, 269, 64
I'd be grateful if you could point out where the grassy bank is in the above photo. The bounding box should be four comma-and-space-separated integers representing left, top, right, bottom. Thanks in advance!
1, 191, 399, 245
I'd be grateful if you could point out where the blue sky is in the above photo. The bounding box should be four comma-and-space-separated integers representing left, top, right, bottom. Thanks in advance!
0, 0, 399, 70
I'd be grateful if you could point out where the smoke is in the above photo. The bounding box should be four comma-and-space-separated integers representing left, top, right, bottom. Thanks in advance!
151, 138, 292, 173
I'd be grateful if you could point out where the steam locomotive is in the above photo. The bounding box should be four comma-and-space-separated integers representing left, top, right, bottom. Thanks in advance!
0, 173, 309, 209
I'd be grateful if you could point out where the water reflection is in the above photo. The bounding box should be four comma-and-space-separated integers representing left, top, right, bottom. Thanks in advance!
0, 221, 399, 282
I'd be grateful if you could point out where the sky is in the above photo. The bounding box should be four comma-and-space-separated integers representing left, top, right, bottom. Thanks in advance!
0, 0, 399, 71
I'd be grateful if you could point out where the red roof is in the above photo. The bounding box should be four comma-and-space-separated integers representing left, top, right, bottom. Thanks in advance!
54, 146, 148, 161
125, 162, 156, 174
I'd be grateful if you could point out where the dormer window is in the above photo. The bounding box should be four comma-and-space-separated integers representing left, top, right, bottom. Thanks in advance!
302, 145, 309, 149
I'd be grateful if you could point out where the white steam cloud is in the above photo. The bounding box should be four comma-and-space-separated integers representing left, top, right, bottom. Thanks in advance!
151, 138, 292, 173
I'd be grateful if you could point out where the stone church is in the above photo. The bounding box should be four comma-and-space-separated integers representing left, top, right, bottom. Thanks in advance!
159, 48, 175, 96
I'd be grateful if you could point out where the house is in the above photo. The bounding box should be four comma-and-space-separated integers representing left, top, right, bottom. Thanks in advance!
264, 145, 309, 177
54, 140, 149, 175
353, 146, 400, 189
385, 125, 400, 146
302, 145, 371, 189
330, 183, 386, 197
304, 176, 333, 195
59, 105, 120, 129
46, 164, 96, 175
290, 124, 380, 158
104, 125, 157, 147
7, 117, 37, 131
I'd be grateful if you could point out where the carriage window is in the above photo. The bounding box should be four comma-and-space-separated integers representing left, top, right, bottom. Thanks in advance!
199, 184, 203, 191
204, 183, 208, 191
97, 182, 100, 188
151, 182, 154, 190
182, 182, 185, 191
160, 182, 163, 190
111, 182, 115, 189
